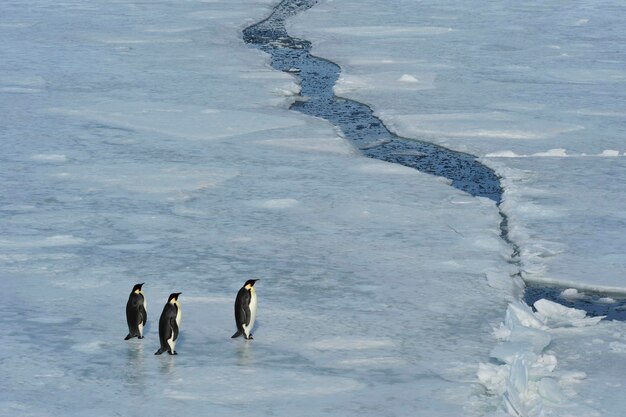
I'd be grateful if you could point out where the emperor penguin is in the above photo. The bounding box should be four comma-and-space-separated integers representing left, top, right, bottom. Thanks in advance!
125, 283, 147, 340
155, 292, 182, 355
232, 279, 259, 340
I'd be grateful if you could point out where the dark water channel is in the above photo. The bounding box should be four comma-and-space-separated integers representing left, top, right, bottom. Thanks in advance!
243, 0, 501, 201
525, 286, 626, 321
243, 0, 624, 321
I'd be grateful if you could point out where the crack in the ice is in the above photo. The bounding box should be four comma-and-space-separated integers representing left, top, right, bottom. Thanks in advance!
242, 0, 626, 321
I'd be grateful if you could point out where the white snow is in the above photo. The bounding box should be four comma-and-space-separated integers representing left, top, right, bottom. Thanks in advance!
486, 149, 626, 158
31, 154, 68, 162
2, 0, 625, 416
288, 0, 626, 415
560, 288, 586, 300
397, 74, 419, 83
290, 0, 626, 290
533, 299, 604, 328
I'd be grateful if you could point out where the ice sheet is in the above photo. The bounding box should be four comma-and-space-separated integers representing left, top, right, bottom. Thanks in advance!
1, 0, 514, 416
288, 0, 626, 414
290, 0, 626, 291
3, 0, 626, 415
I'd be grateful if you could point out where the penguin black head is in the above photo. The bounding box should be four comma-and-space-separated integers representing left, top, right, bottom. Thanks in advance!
244, 279, 259, 288
168, 292, 182, 302
132, 283, 145, 293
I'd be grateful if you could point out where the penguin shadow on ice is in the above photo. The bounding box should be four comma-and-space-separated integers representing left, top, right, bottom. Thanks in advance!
125, 336, 145, 361
236, 340, 256, 366
124, 342, 148, 387
158, 353, 176, 375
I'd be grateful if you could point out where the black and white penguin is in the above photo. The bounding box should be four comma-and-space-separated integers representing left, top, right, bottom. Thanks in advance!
155, 292, 182, 355
124, 283, 147, 340
231, 279, 259, 340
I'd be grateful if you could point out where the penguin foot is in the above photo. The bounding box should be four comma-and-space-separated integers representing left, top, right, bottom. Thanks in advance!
245, 334, 254, 340
168, 351, 178, 355
138, 336, 144, 339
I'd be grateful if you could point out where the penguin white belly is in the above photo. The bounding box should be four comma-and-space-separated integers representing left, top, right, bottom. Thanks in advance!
243, 292, 257, 337
138, 322, 144, 338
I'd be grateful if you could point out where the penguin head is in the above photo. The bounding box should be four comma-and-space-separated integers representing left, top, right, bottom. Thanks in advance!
168, 292, 182, 303
244, 279, 259, 289
132, 283, 145, 293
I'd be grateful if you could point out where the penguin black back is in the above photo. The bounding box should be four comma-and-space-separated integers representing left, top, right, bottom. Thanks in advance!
155, 292, 182, 355
125, 283, 147, 340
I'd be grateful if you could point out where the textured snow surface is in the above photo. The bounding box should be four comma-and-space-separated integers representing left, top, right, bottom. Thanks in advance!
290, 0, 626, 290
2, 0, 626, 416
1, 0, 506, 416
288, 0, 626, 415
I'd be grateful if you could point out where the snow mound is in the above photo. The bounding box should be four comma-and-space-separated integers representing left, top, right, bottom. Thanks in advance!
255, 198, 299, 209
532, 148, 568, 157
32, 154, 68, 162
560, 288, 585, 300
397, 74, 419, 83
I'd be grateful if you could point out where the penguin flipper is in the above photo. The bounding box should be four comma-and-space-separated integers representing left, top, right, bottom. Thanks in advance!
139, 305, 147, 326
231, 330, 243, 338
234, 288, 251, 325
170, 317, 179, 341
241, 291, 251, 326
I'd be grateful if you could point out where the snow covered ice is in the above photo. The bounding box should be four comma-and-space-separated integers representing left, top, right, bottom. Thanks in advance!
289, 0, 626, 414
2, 0, 626, 416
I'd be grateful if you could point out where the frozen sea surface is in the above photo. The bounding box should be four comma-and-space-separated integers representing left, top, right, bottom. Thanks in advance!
2, 0, 626, 416
290, 0, 626, 290
2, 0, 510, 416
247, 0, 626, 326
288, 0, 626, 415
243, 0, 503, 202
